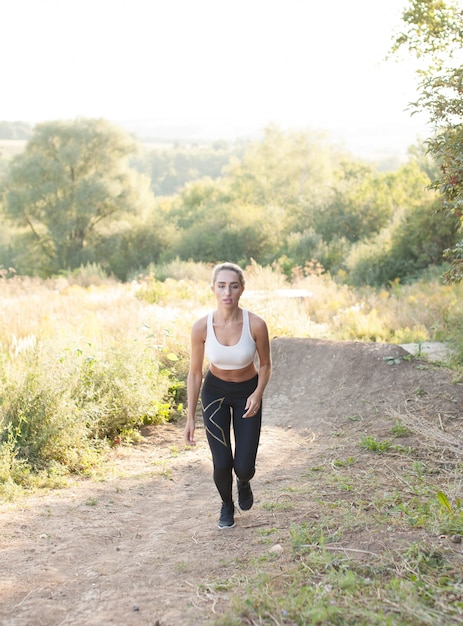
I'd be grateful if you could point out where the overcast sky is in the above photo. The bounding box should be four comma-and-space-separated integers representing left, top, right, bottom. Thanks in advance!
2, 0, 429, 158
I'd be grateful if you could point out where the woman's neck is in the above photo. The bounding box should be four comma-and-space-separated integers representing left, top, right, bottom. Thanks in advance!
214, 307, 242, 325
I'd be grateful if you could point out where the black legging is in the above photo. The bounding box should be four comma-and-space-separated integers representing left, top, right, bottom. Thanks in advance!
201, 370, 262, 503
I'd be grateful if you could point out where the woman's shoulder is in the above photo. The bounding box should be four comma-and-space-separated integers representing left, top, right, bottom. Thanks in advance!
191, 313, 209, 337
247, 310, 268, 332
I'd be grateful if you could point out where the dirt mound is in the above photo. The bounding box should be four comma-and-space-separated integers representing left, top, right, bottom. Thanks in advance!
1, 338, 463, 626
265, 338, 462, 432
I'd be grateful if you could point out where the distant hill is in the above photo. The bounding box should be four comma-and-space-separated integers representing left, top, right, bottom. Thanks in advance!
0, 121, 33, 140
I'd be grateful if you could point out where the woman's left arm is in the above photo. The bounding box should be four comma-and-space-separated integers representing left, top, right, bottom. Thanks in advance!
243, 313, 272, 417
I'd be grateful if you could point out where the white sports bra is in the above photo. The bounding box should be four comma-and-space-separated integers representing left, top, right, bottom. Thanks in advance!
205, 308, 256, 370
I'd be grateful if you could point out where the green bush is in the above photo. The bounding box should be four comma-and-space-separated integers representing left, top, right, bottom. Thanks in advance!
72, 340, 174, 440
0, 335, 180, 485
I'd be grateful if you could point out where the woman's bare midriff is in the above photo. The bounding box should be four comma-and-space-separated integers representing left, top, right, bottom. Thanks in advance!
209, 361, 258, 383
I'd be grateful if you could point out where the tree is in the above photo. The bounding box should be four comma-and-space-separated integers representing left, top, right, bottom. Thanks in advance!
2, 118, 154, 275
391, 0, 463, 280
346, 159, 460, 287
164, 176, 281, 265
224, 125, 343, 234
132, 141, 245, 196
92, 211, 174, 281
313, 162, 395, 244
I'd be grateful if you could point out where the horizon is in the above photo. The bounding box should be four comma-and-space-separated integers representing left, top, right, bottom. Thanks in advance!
1, 115, 428, 163
2, 0, 429, 161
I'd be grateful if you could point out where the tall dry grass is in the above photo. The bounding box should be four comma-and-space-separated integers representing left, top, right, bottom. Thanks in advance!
0, 275, 188, 498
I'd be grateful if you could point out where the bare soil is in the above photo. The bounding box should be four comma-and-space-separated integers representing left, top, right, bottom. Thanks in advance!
1, 338, 463, 625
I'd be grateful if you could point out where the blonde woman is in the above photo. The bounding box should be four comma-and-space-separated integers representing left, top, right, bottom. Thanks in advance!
184, 262, 272, 529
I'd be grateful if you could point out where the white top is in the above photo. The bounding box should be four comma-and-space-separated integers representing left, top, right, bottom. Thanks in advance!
205, 308, 256, 370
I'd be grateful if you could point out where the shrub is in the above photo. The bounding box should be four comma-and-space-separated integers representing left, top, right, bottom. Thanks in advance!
0, 284, 185, 489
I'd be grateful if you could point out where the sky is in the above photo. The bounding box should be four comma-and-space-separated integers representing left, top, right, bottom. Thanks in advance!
2, 0, 430, 159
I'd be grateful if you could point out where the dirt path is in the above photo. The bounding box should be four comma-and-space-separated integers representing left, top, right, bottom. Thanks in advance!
1, 339, 462, 625
0, 424, 316, 626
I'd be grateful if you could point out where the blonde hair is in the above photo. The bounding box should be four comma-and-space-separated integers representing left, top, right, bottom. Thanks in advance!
211, 262, 245, 288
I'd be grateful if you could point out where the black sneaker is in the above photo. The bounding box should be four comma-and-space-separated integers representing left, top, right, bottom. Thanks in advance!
237, 479, 254, 511
218, 501, 235, 529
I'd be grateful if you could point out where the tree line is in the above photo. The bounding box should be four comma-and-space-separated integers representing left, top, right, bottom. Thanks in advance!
0, 121, 32, 140
0, 117, 459, 286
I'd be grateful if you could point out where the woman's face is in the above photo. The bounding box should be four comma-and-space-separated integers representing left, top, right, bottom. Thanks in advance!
212, 269, 244, 307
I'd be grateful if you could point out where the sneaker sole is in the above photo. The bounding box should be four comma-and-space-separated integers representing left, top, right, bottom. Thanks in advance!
239, 501, 253, 511
218, 522, 235, 529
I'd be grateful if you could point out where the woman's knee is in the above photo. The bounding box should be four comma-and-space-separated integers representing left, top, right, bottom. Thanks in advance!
213, 463, 233, 484
234, 462, 255, 483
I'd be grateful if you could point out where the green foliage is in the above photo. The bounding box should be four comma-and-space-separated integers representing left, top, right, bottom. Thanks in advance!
444, 290, 463, 363
2, 118, 155, 276
163, 126, 342, 265
0, 116, 455, 285
1, 355, 103, 475
435, 491, 463, 533
431, 127, 463, 282
391, 0, 463, 281
136, 274, 204, 305
162, 173, 282, 265
390, 419, 412, 437
67, 262, 112, 287
92, 211, 173, 281
0, 334, 180, 487
132, 140, 245, 196
283, 229, 351, 275
225, 125, 340, 224
290, 520, 340, 548
390, 197, 459, 270
70, 342, 174, 440
359, 435, 393, 453
145, 258, 212, 282
313, 162, 394, 244
346, 159, 459, 286
159, 129, 455, 282
0, 436, 32, 490
347, 212, 457, 288
159, 126, 424, 274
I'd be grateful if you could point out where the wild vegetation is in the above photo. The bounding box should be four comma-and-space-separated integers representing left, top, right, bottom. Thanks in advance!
0, 120, 460, 284
212, 446, 463, 625
1, 260, 462, 502
390, 0, 463, 282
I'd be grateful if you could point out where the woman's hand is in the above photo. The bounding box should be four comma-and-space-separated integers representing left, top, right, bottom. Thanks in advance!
184, 419, 196, 446
243, 392, 262, 418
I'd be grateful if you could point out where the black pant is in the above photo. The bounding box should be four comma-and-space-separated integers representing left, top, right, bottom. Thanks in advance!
201, 370, 262, 503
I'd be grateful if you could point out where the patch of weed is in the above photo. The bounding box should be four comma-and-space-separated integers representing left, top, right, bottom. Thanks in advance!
390, 419, 412, 437
359, 435, 393, 453
332, 456, 358, 467
262, 499, 294, 512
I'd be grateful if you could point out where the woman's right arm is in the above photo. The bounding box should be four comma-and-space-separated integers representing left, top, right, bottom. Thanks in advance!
184, 318, 206, 446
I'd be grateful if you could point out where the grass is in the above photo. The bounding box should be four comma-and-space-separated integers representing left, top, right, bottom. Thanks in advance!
358, 435, 393, 453
211, 443, 463, 625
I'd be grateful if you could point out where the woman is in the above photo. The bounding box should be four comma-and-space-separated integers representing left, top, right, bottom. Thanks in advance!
184, 262, 272, 529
